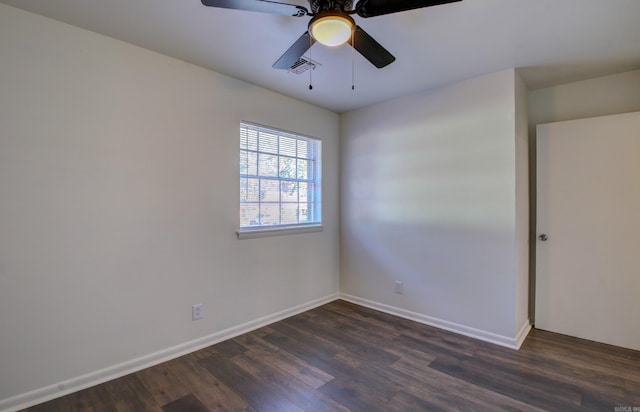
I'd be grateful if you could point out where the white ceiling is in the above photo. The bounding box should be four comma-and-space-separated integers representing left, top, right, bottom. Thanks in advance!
2, 0, 640, 113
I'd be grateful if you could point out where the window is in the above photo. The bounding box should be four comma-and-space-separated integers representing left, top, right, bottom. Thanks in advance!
239, 122, 322, 238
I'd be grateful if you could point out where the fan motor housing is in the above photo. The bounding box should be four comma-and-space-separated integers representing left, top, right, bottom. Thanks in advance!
309, 0, 354, 14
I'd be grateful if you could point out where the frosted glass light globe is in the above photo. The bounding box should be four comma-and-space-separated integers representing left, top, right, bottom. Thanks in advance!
310, 15, 354, 47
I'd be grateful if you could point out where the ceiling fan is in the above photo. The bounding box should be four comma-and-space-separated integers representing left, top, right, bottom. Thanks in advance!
201, 0, 462, 70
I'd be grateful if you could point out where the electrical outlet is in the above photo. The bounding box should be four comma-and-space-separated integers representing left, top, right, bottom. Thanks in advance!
394, 281, 403, 294
192, 303, 203, 320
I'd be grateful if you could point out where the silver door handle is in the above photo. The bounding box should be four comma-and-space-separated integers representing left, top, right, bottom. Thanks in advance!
539, 234, 549, 241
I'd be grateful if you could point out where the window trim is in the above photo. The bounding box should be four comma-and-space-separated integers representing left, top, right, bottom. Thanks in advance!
236, 223, 324, 240
238, 121, 322, 238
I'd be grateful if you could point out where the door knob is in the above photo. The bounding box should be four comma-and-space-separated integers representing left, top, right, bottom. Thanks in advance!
539, 234, 549, 241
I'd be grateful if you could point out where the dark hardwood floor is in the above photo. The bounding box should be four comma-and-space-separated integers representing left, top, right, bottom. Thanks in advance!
24, 300, 640, 411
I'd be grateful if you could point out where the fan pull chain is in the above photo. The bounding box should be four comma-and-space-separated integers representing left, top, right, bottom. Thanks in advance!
351, 29, 355, 90
308, 34, 313, 90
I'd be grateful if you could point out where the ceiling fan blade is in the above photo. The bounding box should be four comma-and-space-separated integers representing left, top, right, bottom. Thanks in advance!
273, 31, 316, 69
356, 0, 461, 18
347, 26, 395, 68
201, 0, 309, 17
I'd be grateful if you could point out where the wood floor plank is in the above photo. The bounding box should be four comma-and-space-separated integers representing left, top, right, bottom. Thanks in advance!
165, 353, 252, 411
391, 333, 472, 364
314, 329, 541, 412
386, 390, 450, 412
102, 373, 161, 412
523, 329, 640, 384
324, 302, 481, 358
428, 354, 584, 410
626, 378, 640, 393
21, 300, 640, 411
212, 338, 249, 358
267, 321, 342, 359
199, 352, 303, 412
580, 390, 640, 412
283, 312, 400, 365
72, 383, 116, 412
389, 355, 544, 411
262, 326, 402, 399
312, 305, 413, 357
317, 377, 391, 412
473, 344, 632, 399
232, 352, 349, 412
135, 363, 191, 407
318, 302, 404, 340
237, 334, 334, 389
161, 394, 210, 412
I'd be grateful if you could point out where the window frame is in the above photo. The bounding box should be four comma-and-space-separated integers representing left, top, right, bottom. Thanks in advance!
237, 121, 323, 239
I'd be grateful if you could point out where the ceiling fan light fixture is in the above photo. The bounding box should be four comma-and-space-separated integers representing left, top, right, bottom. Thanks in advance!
309, 14, 354, 47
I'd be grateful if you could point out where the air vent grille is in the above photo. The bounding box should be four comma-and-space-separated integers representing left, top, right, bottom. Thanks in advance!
288, 57, 321, 74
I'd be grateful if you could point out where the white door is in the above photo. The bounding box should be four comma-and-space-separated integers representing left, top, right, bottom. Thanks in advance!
536, 111, 640, 351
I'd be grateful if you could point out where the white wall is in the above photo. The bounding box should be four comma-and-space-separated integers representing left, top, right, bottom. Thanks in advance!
340, 70, 528, 345
0, 4, 340, 409
514, 72, 530, 333
528, 69, 640, 137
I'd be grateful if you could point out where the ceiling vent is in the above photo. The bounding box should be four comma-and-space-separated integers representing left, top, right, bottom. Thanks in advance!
288, 57, 321, 74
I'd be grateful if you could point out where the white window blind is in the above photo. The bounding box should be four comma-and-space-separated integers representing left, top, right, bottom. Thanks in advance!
239, 122, 322, 234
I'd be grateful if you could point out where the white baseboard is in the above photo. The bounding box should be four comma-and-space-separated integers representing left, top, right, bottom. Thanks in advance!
340, 293, 530, 350
0, 293, 339, 412
514, 318, 533, 349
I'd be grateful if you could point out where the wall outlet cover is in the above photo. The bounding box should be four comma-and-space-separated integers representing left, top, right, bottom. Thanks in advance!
192, 303, 203, 320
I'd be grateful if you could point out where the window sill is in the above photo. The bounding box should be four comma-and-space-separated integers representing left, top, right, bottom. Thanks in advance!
237, 224, 324, 240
